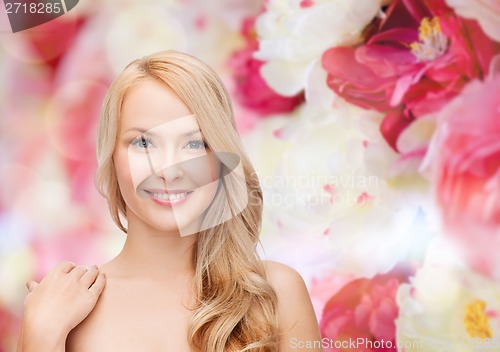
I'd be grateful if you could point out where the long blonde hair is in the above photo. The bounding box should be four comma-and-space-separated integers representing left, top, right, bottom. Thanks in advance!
95, 50, 279, 351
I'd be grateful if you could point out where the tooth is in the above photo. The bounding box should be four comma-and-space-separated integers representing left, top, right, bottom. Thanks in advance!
170, 192, 186, 200
151, 192, 188, 201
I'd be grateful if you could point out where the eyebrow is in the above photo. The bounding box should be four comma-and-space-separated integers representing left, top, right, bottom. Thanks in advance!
125, 127, 202, 137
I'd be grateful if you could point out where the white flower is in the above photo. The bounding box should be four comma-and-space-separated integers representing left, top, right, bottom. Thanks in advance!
244, 91, 433, 278
254, 0, 384, 96
396, 237, 500, 352
105, 4, 189, 74
446, 0, 500, 43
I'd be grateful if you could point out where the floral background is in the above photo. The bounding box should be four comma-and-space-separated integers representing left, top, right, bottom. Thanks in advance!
1, 0, 499, 351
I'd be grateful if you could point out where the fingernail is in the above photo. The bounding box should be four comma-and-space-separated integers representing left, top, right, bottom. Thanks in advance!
92, 265, 98, 270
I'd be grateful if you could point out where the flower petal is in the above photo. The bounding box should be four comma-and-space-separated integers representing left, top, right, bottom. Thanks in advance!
259, 60, 308, 96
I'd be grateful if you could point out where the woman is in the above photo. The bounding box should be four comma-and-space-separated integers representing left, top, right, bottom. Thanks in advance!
18, 50, 322, 351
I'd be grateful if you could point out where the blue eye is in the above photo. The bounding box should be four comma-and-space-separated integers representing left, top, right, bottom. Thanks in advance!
131, 136, 154, 149
185, 139, 208, 150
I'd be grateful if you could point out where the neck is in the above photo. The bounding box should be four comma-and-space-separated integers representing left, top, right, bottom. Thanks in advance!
109, 211, 199, 282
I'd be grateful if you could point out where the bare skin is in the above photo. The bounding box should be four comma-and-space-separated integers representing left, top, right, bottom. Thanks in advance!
18, 79, 323, 351
65, 217, 200, 352
19, 258, 322, 352
65, 261, 196, 351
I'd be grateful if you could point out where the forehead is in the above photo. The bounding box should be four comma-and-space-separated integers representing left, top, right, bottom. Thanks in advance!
120, 78, 195, 132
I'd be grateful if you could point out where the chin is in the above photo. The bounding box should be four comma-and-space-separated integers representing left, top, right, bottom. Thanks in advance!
149, 216, 204, 237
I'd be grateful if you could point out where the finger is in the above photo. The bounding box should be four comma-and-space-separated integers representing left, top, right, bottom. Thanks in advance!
54, 260, 77, 274
26, 280, 39, 292
88, 272, 106, 300
70, 265, 90, 280
80, 265, 99, 288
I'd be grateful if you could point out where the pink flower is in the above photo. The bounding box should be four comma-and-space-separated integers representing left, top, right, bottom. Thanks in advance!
320, 268, 410, 351
19, 15, 87, 72
48, 79, 109, 204
426, 74, 500, 278
322, 0, 500, 151
228, 17, 304, 116
309, 273, 355, 322
446, 0, 500, 43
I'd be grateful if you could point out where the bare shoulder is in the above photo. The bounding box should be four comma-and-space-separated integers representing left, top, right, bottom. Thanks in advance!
261, 260, 307, 293
260, 260, 323, 351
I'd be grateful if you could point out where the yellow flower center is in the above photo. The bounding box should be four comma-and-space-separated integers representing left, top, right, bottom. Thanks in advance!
464, 300, 493, 339
409, 17, 448, 62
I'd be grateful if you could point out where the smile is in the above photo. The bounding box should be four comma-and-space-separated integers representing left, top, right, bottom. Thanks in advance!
152, 192, 189, 200
145, 190, 193, 207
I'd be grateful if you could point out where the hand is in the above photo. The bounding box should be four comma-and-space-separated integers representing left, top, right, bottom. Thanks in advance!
23, 261, 107, 339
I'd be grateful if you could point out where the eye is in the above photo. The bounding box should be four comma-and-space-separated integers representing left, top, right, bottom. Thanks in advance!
185, 139, 208, 150
131, 136, 155, 149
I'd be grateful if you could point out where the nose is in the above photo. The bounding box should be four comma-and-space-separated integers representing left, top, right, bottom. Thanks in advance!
150, 147, 184, 182
158, 162, 184, 182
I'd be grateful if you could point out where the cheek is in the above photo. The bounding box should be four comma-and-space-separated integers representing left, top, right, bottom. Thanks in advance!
127, 152, 155, 191
199, 174, 220, 203
180, 153, 221, 189
113, 151, 136, 196
184, 189, 214, 225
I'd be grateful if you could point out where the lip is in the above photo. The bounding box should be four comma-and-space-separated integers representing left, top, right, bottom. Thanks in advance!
145, 190, 194, 207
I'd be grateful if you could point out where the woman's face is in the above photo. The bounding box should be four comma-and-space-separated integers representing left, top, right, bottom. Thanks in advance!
113, 78, 221, 236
